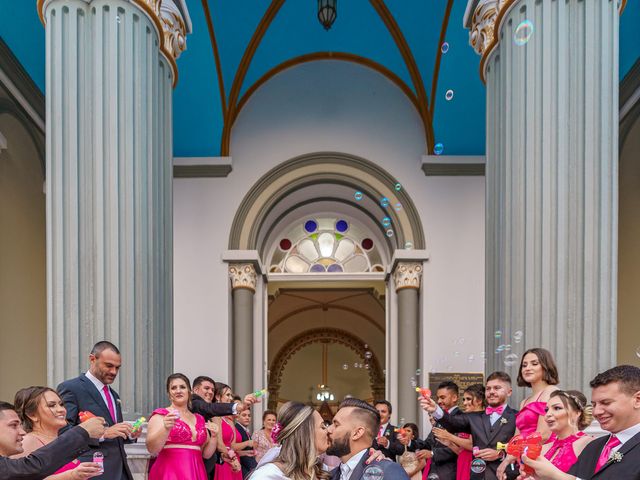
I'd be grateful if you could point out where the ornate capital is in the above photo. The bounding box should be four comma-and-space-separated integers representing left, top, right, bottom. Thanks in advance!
229, 264, 257, 292
393, 262, 423, 291
468, 0, 505, 57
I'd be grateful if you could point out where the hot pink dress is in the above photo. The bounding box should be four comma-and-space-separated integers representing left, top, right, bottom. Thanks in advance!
214, 418, 243, 480
455, 433, 472, 480
32, 435, 79, 473
148, 408, 209, 480
516, 394, 555, 443
543, 432, 586, 472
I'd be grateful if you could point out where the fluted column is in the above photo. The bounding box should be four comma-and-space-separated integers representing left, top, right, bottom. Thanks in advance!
229, 264, 258, 397
466, 0, 620, 399
41, 0, 188, 417
393, 262, 422, 424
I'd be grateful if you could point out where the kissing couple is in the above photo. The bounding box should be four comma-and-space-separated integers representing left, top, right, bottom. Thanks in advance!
250, 398, 409, 480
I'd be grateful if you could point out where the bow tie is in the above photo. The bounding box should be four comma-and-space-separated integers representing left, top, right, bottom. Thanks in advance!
485, 405, 505, 415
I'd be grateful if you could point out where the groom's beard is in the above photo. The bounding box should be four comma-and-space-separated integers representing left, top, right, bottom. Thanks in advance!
326, 432, 351, 457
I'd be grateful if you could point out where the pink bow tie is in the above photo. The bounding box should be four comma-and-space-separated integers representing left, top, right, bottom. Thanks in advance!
485, 405, 505, 415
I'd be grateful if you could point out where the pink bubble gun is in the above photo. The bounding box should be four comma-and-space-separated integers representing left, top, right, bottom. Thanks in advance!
497, 432, 543, 475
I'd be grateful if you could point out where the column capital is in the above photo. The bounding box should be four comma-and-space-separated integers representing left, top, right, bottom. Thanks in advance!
392, 262, 423, 291
37, 0, 190, 87
229, 264, 258, 292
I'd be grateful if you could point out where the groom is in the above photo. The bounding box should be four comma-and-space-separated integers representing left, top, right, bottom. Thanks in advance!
522, 365, 640, 479
327, 398, 409, 480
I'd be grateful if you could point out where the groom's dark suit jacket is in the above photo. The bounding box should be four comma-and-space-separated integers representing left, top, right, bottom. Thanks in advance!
58, 374, 134, 480
330, 449, 410, 480
568, 431, 640, 479
436, 406, 518, 480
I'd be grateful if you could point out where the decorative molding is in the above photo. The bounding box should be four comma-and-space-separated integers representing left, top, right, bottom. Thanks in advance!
173, 156, 232, 178
393, 262, 423, 291
421, 155, 486, 176
228, 264, 258, 292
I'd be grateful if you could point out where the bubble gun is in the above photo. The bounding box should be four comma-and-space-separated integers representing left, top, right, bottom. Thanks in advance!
415, 387, 432, 398
131, 417, 146, 433
252, 389, 268, 398
78, 411, 97, 423
496, 432, 543, 475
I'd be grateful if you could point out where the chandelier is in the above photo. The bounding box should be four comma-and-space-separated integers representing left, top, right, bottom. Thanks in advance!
317, 0, 337, 31
316, 384, 335, 402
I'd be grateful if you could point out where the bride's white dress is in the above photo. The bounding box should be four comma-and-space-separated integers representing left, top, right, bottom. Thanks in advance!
249, 463, 289, 480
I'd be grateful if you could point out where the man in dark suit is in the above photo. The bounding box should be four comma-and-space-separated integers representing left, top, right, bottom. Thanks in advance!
401, 381, 462, 479
372, 400, 404, 460
522, 365, 640, 480
420, 371, 518, 480
327, 398, 410, 480
57, 341, 141, 480
0, 401, 105, 480
235, 408, 258, 478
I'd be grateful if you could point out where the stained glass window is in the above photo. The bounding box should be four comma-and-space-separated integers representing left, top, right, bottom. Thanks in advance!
269, 218, 384, 273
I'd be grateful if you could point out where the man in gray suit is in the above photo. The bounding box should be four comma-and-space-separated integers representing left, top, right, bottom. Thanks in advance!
57, 341, 141, 480
327, 398, 410, 480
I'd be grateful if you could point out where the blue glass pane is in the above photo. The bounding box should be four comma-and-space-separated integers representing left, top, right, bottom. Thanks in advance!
310, 263, 325, 272
335, 220, 349, 233
327, 264, 343, 273
304, 220, 318, 233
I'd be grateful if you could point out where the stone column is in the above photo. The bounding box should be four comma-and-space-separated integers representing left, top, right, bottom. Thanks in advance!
393, 262, 422, 424
465, 0, 621, 399
40, 0, 188, 416
229, 264, 257, 397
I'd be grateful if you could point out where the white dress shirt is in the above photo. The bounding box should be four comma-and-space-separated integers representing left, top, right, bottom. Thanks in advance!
340, 448, 368, 480
85, 370, 116, 415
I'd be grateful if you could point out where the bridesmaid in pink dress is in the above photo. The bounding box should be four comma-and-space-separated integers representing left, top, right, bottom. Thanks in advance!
147, 374, 217, 480
12, 386, 101, 478
498, 348, 560, 478
214, 383, 243, 480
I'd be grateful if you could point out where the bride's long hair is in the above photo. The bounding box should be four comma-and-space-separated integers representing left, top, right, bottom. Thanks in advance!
273, 401, 329, 480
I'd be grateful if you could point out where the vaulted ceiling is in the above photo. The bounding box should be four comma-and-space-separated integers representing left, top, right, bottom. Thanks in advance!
1, 0, 639, 158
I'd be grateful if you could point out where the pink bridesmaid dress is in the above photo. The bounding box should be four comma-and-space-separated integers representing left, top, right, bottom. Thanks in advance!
214, 418, 243, 480
148, 408, 209, 480
516, 393, 556, 443
543, 432, 586, 472
455, 433, 473, 480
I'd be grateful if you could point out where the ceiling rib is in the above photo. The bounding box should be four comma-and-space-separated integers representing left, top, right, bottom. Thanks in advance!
201, 0, 227, 114
429, 0, 455, 125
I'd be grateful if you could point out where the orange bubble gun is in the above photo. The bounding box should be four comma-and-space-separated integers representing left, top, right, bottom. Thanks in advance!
78, 411, 96, 423
415, 387, 432, 398
252, 389, 268, 398
497, 432, 543, 475
394, 427, 408, 435
131, 417, 146, 433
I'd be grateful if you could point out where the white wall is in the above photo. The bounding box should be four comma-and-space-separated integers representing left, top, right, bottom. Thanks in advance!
173, 60, 485, 393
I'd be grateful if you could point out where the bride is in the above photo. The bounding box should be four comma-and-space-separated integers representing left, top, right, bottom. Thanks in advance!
250, 401, 386, 480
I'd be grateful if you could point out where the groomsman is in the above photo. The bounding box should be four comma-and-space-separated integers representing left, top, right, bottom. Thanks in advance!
523, 365, 640, 480
372, 400, 404, 460
57, 341, 140, 480
235, 408, 258, 478
420, 371, 518, 480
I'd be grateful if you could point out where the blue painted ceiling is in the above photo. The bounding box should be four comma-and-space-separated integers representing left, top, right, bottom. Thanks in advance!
1, 0, 639, 158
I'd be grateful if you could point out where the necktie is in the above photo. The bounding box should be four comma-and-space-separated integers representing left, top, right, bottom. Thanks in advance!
594, 435, 621, 472
103, 385, 116, 422
340, 463, 351, 480
378, 425, 385, 438
485, 405, 505, 415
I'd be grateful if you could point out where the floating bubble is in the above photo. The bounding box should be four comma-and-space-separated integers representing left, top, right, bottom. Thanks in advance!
637, 347, 640, 359
445, 90, 454, 101
404, 241, 413, 249
415, 369, 421, 376
504, 353, 519, 367
470, 459, 487, 474
354, 191, 363, 201
447, 365, 453, 372
380, 197, 390, 208
513, 330, 524, 343
454, 351, 460, 357
480, 351, 487, 359
458, 337, 465, 345
410, 377, 418, 388
116, 15, 121, 23
354, 362, 359, 368
394, 183, 402, 192
386, 229, 394, 238
514, 20, 534, 46
504, 344, 512, 352
359, 363, 364, 369
394, 202, 403, 212
428, 474, 440, 480
383, 369, 386, 375
441, 42, 449, 54
364, 344, 368, 349
364, 351, 373, 360
497, 344, 506, 352
382, 217, 391, 228
362, 465, 384, 480
434, 143, 444, 155
364, 363, 370, 370
467, 354, 475, 363
494, 330, 502, 339
342, 363, 348, 370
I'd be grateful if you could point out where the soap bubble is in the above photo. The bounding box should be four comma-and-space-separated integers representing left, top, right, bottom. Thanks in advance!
365, 363, 370, 369
410, 377, 418, 388
364, 351, 373, 359
458, 337, 465, 345
434, 143, 444, 155
494, 330, 502, 339
404, 241, 413, 249
467, 354, 475, 363
514, 20, 534, 46
364, 344, 368, 349
354, 362, 359, 368
386, 229, 394, 237
380, 197, 390, 208
342, 363, 348, 370
441, 42, 449, 54
394, 202, 403, 212
359, 363, 364, 369
504, 344, 512, 352
394, 183, 402, 191
497, 344, 506, 352
362, 465, 384, 480
504, 353, 519, 367
636, 347, 640, 359
428, 474, 440, 480
399, 417, 405, 426
513, 330, 524, 343
445, 90, 454, 101
383, 369, 386, 375
382, 217, 391, 227
454, 351, 460, 357
116, 15, 121, 24
447, 365, 453, 371
470, 459, 487, 474
354, 191, 363, 201
415, 369, 421, 376
480, 351, 487, 359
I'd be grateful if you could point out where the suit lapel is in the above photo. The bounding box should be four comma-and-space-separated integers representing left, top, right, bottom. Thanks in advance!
593, 431, 640, 478
480, 412, 493, 445
486, 407, 515, 446
79, 375, 113, 424
350, 450, 371, 480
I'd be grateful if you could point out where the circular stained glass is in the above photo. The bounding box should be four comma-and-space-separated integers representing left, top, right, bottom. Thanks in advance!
327, 264, 344, 273
310, 264, 326, 272
279, 239, 292, 251
304, 220, 318, 233
335, 220, 349, 233
361, 238, 374, 251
